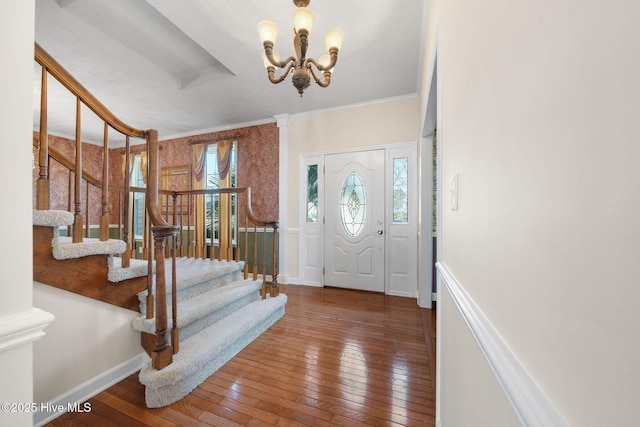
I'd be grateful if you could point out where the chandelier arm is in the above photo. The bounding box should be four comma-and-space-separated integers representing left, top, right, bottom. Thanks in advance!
305, 47, 339, 72
308, 66, 331, 88
267, 62, 296, 84
263, 42, 298, 68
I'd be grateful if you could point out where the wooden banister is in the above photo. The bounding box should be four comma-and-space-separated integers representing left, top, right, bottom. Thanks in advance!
34, 43, 179, 370
33, 43, 279, 371
34, 44, 146, 139
154, 186, 279, 298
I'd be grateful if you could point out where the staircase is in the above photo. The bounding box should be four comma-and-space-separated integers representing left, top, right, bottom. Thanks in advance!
33, 208, 286, 407
32, 43, 286, 409
133, 256, 286, 407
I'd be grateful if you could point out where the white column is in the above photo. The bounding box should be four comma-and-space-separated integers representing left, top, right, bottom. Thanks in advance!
275, 114, 289, 284
0, 2, 54, 427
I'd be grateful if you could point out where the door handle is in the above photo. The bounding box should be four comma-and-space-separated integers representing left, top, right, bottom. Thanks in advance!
377, 230, 384, 235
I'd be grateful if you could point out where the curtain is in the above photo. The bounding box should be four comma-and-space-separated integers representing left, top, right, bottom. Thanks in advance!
217, 140, 233, 181
192, 144, 206, 257
140, 151, 148, 185
121, 152, 145, 182
192, 143, 206, 185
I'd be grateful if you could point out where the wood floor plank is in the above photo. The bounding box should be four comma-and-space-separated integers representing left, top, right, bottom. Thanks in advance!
45, 284, 436, 427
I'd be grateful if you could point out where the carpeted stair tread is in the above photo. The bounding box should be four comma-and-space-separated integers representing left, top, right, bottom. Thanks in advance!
108, 257, 154, 283
139, 294, 287, 408
137, 257, 246, 311
132, 280, 261, 336
33, 209, 73, 227
52, 235, 126, 259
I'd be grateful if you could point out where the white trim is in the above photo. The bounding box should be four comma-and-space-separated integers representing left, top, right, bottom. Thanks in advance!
298, 153, 324, 287
301, 140, 417, 159
387, 290, 416, 298
276, 114, 289, 285
436, 262, 568, 427
386, 142, 419, 298
288, 280, 318, 287
289, 94, 418, 120
0, 308, 54, 354
159, 118, 276, 142
33, 353, 146, 426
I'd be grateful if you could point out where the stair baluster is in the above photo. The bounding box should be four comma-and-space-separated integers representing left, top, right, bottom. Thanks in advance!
100, 122, 110, 241
33, 43, 281, 377
36, 65, 50, 211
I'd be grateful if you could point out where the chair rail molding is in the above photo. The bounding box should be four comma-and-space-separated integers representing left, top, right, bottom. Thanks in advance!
436, 261, 568, 427
0, 307, 55, 353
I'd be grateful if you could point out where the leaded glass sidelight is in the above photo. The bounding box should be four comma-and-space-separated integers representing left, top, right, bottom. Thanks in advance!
393, 157, 409, 223
340, 171, 366, 237
306, 164, 318, 222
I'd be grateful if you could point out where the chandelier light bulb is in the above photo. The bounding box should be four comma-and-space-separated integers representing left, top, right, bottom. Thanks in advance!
258, 21, 278, 44
293, 7, 314, 34
325, 28, 343, 51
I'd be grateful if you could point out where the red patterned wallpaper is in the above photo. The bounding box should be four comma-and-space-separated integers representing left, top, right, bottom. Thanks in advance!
33, 133, 107, 226
34, 123, 280, 228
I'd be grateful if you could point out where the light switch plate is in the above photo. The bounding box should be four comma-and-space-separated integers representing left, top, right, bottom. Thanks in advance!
450, 173, 458, 210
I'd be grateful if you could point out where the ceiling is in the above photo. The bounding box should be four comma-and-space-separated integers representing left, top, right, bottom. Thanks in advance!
34, 0, 426, 146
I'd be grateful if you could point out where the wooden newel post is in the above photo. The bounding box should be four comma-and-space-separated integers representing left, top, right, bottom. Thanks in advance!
151, 232, 172, 370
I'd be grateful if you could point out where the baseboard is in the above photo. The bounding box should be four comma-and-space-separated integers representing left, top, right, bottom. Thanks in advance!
288, 281, 322, 287
386, 290, 416, 298
436, 262, 568, 427
33, 353, 145, 426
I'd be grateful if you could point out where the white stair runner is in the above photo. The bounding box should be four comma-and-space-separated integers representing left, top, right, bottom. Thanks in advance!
33, 209, 150, 282
139, 294, 287, 408
133, 256, 286, 407
33, 210, 287, 407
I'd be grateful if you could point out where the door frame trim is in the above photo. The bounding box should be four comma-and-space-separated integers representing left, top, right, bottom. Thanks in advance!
299, 141, 418, 295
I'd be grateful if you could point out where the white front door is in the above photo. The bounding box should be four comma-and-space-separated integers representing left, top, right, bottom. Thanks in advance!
324, 150, 385, 292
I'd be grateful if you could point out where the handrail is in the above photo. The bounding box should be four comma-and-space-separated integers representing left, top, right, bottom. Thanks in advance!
34, 44, 146, 139
163, 187, 278, 226
163, 186, 279, 298
34, 42, 178, 370
33, 43, 279, 372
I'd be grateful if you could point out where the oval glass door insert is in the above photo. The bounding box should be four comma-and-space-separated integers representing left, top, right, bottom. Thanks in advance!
340, 171, 366, 237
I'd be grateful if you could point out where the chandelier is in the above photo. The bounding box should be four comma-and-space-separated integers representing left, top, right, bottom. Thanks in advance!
258, 0, 343, 96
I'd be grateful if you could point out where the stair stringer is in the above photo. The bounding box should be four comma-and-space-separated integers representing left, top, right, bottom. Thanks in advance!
33, 209, 151, 311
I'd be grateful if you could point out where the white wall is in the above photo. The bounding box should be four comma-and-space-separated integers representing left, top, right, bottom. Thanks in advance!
422, 0, 640, 425
0, 2, 43, 427
33, 283, 142, 405
285, 97, 421, 281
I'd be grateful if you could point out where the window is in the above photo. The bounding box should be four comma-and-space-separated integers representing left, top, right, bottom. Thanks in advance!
205, 143, 237, 241
340, 171, 366, 237
131, 154, 145, 238
306, 164, 318, 222
206, 143, 236, 189
392, 157, 408, 223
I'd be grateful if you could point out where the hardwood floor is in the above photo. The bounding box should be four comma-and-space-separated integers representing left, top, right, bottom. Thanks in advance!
47, 284, 436, 427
